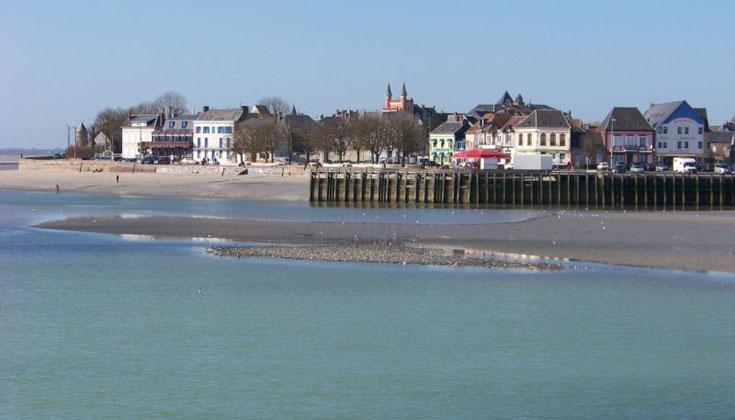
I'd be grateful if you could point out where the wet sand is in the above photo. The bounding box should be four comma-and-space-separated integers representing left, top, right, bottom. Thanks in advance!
38, 210, 735, 272
0, 169, 309, 201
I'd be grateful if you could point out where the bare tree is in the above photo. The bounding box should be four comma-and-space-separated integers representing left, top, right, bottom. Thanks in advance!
94, 108, 128, 152
581, 129, 607, 167
128, 102, 157, 114
153, 91, 188, 117
354, 116, 396, 163
389, 114, 424, 165
258, 96, 291, 116
322, 116, 352, 163
234, 119, 265, 163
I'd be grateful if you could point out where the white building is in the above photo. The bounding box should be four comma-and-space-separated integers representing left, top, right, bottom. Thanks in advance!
513, 109, 572, 166
121, 114, 162, 159
192, 106, 249, 164
644, 100, 706, 163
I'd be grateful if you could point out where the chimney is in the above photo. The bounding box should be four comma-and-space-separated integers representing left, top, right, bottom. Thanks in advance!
203, 105, 210, 112
241, 105, 249, 115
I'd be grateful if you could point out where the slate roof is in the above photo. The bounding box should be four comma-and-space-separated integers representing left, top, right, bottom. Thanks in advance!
694, 107, 710, 131
154, 115, 195, 134
644, 101, 682, 127
516, 109, 571, 129
195, 109, 246, 122
705, 131, 735, 144
126, 114, 159, 127
430, 121, 466, 135
600, 107, 654, 131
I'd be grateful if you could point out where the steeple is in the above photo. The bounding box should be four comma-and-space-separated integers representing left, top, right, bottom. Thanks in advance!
291, 105, 297, 115
386, 83, 392, 98
401, 82, 407, 97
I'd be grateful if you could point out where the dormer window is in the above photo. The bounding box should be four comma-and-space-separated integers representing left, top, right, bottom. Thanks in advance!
182, 121, 188, 129
169, 121, 175, 129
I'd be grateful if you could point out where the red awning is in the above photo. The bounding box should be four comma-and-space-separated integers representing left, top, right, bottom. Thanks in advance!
452, 148, 509, 160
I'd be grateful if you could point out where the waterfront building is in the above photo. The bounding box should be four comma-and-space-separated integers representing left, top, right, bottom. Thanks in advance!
150, 115, 194, 159
191, 106, 248, 164
93, 132, 109, 150
705, 131, 734, 161
600, 107, 656, 166
429, 121, 468, 164
569, 121, 605, 168
644, 100, 706, 163
513, 109, 572, 166
121, 114, 163, 159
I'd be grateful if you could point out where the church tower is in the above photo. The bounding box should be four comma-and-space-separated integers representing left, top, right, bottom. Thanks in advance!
385, 83, 393, 109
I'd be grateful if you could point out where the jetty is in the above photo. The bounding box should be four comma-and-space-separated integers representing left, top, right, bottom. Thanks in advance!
310, 169, 735, 210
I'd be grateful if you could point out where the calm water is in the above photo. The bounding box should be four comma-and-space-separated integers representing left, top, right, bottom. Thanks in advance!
2, 191, 735, 418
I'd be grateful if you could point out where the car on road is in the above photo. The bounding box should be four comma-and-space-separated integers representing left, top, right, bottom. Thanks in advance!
715, 163, 732, 174
140, 156, 156, 164
180, 157, 198, 165
629, 163, 645, 173
154, 157, 171, 164
612, 162, 626, 173
596, 162, 609, 171
656, 164, 670, 172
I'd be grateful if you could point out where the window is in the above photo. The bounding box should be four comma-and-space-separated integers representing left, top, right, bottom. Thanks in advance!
196, 126, 201, 133
663, 126, 668, 134
227, 138, 231, 149
613, 135, 622, 147
677, 141, 682, 149
526, 134, 531, 146
540, 133, 546, 146
663, 142, 667, 148
205, 138, 208, 148
219, 138, 223, 148
203, 127, 210, 134
684, 141, 689, 148
657, 142, 661, 148
677, 127, 682, 135
684, 127, 689, 135
196, 138, 200, 148
432, 139, 437, 147
698, 141, 702, 149
559, 153, 566, 162
698, 127, 703, 135
440, 140, 445, 148
169, 121, 175, 129
560, 133, 566, 147
550, 133, 556, 146
182, 121, 188, 129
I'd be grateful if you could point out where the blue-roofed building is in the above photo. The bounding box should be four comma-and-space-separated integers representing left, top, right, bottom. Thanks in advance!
644, 100, 705, 163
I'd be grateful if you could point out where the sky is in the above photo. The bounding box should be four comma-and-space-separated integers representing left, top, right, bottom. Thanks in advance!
1, 0, 733, 148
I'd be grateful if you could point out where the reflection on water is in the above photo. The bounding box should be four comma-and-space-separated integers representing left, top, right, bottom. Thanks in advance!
0, 189, 542, 226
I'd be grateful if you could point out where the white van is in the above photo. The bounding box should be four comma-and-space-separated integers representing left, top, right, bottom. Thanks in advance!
673, 157, 697, 173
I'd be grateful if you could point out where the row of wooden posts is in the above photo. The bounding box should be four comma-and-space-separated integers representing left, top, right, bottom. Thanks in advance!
309, 169, 735, 210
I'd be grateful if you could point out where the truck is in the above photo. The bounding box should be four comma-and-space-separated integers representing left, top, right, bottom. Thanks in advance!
510, 153, 553, 171
673, 157, 698, 174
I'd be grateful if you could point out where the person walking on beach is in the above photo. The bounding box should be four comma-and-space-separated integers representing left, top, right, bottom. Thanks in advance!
55, 184, 59, 194
116, 175, 119, 183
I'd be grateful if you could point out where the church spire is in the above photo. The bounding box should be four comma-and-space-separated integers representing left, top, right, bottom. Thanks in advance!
401, 82, 407, 97
386, 83, 392, 98
291, 104, 297, 115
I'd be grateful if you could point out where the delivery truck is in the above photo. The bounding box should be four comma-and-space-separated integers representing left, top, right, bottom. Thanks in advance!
510, 153, 553, 171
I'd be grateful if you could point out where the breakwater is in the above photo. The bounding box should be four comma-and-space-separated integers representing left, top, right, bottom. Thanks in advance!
309, 169, 735, 210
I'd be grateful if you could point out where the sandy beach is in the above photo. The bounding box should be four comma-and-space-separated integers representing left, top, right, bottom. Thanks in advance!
0, 168, 309, 200
38, 210, 735, 273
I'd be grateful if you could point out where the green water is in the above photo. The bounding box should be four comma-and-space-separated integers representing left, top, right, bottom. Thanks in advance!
2, 191, 735, 418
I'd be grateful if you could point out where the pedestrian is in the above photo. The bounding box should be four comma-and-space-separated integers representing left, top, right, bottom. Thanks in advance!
116, 175, 119, 183
55, 184, 59, 194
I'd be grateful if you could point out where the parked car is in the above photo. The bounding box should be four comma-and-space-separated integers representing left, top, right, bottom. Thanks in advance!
673, 157, 698, 174
140, 156, 156, 164
612, 162, 626, 173
596, 162, 609, 171
656, 164, 670, 172
180, 157, 198, 165
629, 163, 645, 173
715, 163, 732, 174
700, 162, 714, 172
155, 156, 171, 164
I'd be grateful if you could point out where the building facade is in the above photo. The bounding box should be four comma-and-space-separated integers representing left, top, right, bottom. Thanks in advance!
513, 109, 572, 166
644, 100, 705, 163
150, 116, 194, 159
121, 114, 163, 159
601, 107, 656, 166
192, 106, 248, 164
429, 121, 468, 165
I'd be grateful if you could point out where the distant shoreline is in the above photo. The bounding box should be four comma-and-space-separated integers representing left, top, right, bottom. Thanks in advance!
36, 211, 735, 273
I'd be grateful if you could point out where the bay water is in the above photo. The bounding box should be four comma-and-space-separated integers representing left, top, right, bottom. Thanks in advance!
2, 190, 735, 418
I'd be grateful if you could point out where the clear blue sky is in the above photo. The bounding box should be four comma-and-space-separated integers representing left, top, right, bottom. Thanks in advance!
1, 0, 733, 148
